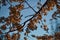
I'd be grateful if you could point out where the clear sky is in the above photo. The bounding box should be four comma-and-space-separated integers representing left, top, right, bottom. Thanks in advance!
0, 0, 59, 40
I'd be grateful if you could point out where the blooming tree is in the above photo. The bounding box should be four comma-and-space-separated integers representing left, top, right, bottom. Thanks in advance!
0, 0, 60, 40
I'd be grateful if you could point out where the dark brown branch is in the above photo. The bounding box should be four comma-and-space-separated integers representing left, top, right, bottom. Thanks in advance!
2, 0, 48, 34
23, 0, 48, 27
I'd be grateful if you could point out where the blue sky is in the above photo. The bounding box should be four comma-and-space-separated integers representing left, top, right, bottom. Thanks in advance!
0, 0, 59, 40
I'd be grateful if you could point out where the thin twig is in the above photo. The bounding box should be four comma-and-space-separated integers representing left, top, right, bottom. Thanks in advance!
25, 14, 34, 18
6, 0, 12, 6
25, 0, 37, 13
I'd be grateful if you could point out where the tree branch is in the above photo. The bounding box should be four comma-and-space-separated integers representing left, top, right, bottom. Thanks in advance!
2, 0, 48, 34
23, 0, 48, 27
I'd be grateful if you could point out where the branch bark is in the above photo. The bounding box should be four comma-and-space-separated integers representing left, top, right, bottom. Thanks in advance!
23, 0, 48, 27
